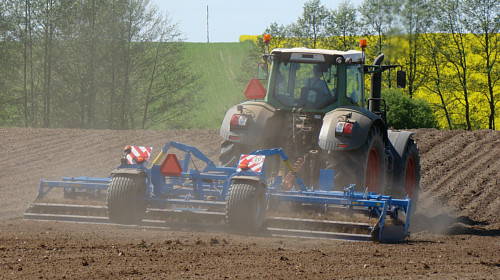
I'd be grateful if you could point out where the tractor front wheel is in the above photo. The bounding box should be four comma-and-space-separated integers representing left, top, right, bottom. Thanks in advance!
226, 181, 266, 232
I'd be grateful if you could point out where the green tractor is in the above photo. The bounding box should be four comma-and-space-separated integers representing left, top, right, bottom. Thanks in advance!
219, 37, 420, 204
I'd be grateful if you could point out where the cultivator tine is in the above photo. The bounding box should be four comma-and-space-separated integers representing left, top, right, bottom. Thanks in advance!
262, 216, 373, 241
265, 228, 372, 241
25, 203, 107, 215
265, 216, 371, 234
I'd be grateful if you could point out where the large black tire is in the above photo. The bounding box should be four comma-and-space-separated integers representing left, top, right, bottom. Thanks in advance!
107, 175, 146, 224
396, 139, 421, 211
219, 140, 245, 167
226, 181, 266, 232
327, 125, 386, 193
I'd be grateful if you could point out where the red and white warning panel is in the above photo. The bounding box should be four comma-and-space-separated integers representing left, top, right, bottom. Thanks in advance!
237, 154, 266, 172
126, 146, 153, 165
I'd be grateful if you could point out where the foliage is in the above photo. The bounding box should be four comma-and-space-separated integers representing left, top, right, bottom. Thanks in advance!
0, 0, 196, 130
260, 0, 500, 130
1, 0, 499, 131
239, 35, 258, 44
383, 89, 436, 129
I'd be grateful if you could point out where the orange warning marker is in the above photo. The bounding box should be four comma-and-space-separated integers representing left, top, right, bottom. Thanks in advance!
160, 154, 183, 177
244, 79, 266, 100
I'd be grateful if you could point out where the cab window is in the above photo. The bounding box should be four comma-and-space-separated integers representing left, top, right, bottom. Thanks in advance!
346, 65, 363, 107
274, 62, 338, 109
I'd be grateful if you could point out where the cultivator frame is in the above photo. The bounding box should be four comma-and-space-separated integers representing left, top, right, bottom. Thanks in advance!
25, 141, 412, 243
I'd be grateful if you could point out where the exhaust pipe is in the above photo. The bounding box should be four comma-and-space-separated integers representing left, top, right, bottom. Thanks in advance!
369, 54, 384, 113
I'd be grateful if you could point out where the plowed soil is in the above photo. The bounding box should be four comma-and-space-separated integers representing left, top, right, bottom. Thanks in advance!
0, 127, 499, 279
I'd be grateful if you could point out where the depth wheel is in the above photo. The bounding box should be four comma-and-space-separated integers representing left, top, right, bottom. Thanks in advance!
226, 181, 266, 232
107, 175, 146, 224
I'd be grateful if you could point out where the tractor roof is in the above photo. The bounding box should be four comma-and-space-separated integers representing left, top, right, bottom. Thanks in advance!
271, 48, 364, 64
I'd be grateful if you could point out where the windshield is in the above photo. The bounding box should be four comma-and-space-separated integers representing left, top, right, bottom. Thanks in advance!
274, 62, 338, 109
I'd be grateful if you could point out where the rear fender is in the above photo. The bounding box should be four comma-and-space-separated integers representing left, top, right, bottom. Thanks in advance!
220, 102, 278, 145
110, 168, 149, 196
387, 130, 415, 161
112, 167, 150, 196
319, 107, 386, 151
111, 168, 147, 177
386, 130, 415, 194
230, 176, 266, 185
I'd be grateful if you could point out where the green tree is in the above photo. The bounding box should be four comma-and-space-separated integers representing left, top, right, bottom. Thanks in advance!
359, 0, 399, 54
398, 0, 433, 98
463, 0, 500, 130
383, 89, 436, 129
0, 0, 23, 126
293, 0, 330, 48
436, 0, 472, 130
325, 0, 359, 51
421, 32, 454, 129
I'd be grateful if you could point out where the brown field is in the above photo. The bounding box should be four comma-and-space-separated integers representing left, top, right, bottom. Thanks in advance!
0, 127, 499, 279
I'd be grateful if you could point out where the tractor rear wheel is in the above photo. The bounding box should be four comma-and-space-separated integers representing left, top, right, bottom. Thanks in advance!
226, 181, 266, 232
327, 125, 386, 193
219, 140, 280, 179
219, 140, 246, 167
107, 175, 146, 224
398, 139, 420, 211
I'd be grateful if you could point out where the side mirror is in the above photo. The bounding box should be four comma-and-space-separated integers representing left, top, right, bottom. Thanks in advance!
397, 70, 406, 89
258, 63, 268, 80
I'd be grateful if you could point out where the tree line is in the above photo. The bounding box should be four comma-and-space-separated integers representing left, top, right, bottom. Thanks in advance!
263, 0, 500, 130
0, 0, 197, 129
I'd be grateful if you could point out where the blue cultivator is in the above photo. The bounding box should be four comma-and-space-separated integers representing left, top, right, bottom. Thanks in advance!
25, 141, 412, 243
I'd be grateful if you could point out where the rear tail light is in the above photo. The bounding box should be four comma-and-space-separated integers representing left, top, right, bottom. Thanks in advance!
230, 114, 248, 128
343, 123, 353, 134
335, 122, 354, 135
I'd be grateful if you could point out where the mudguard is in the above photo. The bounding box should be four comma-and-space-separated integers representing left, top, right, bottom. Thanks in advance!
387, 130, 415, 160
230, 176, 266, 186
386, 130, 415, 193
220, 101, 278, 145
111, 168, 146, 177
319, 106, 386, 151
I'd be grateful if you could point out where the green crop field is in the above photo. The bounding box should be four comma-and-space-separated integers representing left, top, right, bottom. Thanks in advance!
181, 42, 255, 129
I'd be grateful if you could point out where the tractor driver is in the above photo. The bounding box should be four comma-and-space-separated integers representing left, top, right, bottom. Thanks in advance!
303, 64, 333, 107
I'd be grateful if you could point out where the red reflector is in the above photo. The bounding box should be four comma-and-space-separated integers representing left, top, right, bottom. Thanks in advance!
160, 154, 183, 177
343, 123, 353, 134
338, 144, 349, 148
229, 135, 240, 140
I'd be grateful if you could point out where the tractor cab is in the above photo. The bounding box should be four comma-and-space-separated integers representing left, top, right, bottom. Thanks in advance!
255, 48, 366, 114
